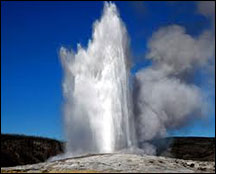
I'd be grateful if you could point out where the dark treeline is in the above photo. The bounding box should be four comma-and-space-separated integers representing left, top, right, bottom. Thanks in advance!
1, 134, 64, 167
1, 134, 215, 167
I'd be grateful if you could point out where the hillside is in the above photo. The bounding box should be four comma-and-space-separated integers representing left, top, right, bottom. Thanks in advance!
142, 137, 215, 161
1, 134, 215, 168
1, 134, 64, 167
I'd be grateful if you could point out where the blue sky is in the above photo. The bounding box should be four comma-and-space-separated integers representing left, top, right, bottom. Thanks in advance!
1, 1, 215, 140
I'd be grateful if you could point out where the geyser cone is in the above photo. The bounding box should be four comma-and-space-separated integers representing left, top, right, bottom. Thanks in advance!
60, 2, 136, 155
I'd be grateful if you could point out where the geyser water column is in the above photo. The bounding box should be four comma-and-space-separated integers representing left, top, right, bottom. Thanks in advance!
60, 2, 136, 155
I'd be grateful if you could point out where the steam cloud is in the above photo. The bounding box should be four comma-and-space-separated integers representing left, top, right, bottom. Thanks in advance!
57, 2, 215, 158
135, 25, 214, 142
197, 1, 215, 17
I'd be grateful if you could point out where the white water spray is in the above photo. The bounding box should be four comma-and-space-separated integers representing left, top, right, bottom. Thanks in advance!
60, 2, 136, 155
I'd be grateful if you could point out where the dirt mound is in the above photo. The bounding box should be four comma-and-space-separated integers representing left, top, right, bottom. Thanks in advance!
1, 153, 215, 173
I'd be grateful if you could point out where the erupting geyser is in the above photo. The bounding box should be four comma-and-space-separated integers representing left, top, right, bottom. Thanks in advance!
60, 2, 136, 155
59, 2, 214, 158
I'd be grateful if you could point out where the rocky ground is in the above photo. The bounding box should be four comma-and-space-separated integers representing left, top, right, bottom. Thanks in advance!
1, 153, 215, 173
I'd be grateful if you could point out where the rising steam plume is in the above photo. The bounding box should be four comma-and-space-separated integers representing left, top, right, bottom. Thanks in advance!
59, 2, 214, 157
135, 25, 214, 142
